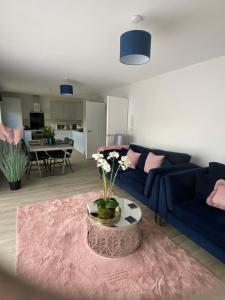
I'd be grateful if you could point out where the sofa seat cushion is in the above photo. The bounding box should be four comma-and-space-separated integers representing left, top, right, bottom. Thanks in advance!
118, 169, 147, 194
173, 201, 225, 249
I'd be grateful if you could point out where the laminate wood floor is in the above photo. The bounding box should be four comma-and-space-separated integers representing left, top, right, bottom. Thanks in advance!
0, 151, 224, 283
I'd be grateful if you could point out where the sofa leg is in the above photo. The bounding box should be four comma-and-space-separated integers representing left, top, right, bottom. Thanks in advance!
154, 213, 158, 223
158, 217, 165, 226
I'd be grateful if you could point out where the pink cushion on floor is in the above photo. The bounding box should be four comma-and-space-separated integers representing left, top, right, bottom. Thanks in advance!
207, 179, 225, 210
127, 149, 141, 169
144, 152, 165, 173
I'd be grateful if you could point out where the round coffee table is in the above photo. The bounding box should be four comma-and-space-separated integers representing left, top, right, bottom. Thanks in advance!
86, 198, 142, 258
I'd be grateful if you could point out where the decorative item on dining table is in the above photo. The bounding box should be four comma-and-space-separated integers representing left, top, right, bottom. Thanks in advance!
42, 126, 55, 145
90, 151, 130, 226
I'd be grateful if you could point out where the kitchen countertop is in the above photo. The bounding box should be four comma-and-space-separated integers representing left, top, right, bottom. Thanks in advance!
55, 128, 74, 130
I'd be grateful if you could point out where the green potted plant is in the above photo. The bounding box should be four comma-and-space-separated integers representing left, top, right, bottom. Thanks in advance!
43, 126, 55, 145
0, 141, 29, 190
92, 151, 130, 224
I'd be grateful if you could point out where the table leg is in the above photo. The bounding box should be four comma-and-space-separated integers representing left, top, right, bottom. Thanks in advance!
35, 151, 42, 177
62, 151, 66, 175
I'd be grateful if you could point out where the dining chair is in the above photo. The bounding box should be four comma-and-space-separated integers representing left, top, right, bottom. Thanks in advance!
21, 139, 49, 177
48, 138, 74, 175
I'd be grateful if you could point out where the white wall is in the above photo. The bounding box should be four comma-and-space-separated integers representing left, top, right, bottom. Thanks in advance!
106, 96, 128, 146
108, 55, 225, 166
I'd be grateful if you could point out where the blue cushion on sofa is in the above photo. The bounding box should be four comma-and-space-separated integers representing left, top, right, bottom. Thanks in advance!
173, 200, 225, 249
118, 169, 147, 194
209, 162, 225, 177
151, 149, 191, 164
161, 158, 173, 168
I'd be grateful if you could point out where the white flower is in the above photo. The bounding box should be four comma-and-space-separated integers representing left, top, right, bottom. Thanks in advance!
96, 158, 111, 173
107, 151, 119, 160
97, 158, 104, 167
103, 162, 111, 173
92, 153, 104, 161
118, 155, 130, 170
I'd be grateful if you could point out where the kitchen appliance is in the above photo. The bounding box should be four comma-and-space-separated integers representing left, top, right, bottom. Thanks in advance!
31, 130, 43, 140
56, 124, 65, 130
30, 112, 44, 130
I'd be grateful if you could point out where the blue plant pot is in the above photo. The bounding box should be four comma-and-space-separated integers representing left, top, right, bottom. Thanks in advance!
47, 138, 55, 145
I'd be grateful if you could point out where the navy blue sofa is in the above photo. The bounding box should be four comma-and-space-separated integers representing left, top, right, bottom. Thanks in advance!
158, 162, 225, 263
100, 144, 196, 217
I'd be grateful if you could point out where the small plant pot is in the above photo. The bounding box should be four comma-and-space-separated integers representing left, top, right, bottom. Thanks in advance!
9, 180, 21, 191
47, 137, 55, 145
98, 207, 116, 219
88, 202, 121, 226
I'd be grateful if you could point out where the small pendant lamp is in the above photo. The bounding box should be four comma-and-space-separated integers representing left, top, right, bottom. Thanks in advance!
60, 84, 73, 95
120, 15, 151, 65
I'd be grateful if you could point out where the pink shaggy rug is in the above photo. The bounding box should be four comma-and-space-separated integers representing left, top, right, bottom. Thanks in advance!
16, 191, 218, 300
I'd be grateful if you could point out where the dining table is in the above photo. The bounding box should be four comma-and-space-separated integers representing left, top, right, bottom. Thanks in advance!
29, 143, 74, 176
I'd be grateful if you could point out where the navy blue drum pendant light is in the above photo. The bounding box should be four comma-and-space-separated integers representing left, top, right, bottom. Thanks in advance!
120, 15, 151, 65
60, 84, 73, 95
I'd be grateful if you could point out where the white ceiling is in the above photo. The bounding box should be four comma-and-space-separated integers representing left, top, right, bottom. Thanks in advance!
0, 0, 225, 97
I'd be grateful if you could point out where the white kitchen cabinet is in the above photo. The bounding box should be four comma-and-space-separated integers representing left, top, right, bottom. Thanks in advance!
64, 130, 73, 139
72, 131, 85, 154
75, 102, 83, 120
51, 102, 62, 119
23, 130, 32, 145
55, 130, 73, 140
51, 101, 83, 120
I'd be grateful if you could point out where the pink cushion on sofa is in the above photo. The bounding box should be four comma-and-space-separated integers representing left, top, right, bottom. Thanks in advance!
127, 149, 141, 169
144, 152, 165, 173
207, 179, 225, 211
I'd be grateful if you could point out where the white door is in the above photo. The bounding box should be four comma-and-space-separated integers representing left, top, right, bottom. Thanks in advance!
85, 101, 106, 159
106, 96, 128, 146
2, 97, 23, 128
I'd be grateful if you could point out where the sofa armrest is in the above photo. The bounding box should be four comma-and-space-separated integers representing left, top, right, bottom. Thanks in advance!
144, 163, 198, 198
158, 167, 207, 218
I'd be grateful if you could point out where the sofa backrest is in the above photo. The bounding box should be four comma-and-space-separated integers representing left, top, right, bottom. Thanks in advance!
208, 162, 225, 177
129, 144, 191, 170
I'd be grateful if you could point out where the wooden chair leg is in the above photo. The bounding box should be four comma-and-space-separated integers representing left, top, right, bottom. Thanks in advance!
53, 159, 56, 175
67, 158, 73, 172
